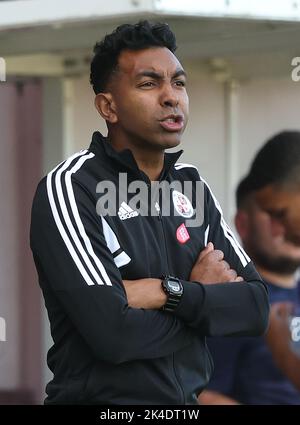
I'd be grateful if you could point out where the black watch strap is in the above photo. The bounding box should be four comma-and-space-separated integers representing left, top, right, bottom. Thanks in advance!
161, 276, 184, 312
164, 294, 181, 312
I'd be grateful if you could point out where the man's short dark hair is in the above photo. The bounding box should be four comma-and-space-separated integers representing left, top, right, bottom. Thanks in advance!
236, 131, 300, 208
90, 20, 177, 94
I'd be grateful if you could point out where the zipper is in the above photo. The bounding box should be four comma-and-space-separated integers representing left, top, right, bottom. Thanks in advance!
157, 204, 170, 276
157, 191, 185, 404
151, 185, 169, 275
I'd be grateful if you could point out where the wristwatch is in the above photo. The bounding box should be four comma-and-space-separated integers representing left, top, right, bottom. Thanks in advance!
161, 276, 184, 312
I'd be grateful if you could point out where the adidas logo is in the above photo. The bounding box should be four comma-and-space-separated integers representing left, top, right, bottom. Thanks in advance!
118, 202, 139, 220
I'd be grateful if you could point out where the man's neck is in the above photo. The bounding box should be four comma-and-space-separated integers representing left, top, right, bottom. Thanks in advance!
131, 150, 164, 181
108, 132, 165, 181
255, 265, 297, 289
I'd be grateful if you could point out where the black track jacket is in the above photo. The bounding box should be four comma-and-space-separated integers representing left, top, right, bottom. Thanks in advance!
30, 132, 269, 405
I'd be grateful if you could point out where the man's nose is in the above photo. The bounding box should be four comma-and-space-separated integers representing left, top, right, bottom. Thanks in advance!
159, 84, 179, 108
270, 216, 286, 238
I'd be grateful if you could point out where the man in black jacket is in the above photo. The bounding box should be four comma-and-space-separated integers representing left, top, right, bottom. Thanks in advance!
30, 20, 269, 405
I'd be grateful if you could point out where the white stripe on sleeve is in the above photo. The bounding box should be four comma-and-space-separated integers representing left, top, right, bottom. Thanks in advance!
101, 216, 120, 254
53, 152, 108, 286
201, 177, 250, 267
47, 151, 96, 286
101, 217, 131, 268
114, 251, 131, 268
65, 156, 112, 286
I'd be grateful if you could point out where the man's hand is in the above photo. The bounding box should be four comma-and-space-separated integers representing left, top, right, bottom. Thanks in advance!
123, 278, 167, 309
189, 242, 243, 284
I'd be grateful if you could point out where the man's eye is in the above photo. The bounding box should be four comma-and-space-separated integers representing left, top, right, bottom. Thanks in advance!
267, 209, 287, 220
140, 81, 156, 88
174, 80, 186, 87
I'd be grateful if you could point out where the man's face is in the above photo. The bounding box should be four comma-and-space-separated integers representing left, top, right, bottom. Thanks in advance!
237, 194, 300, 274
255, 185, 300, 247
109, 47, 189, 150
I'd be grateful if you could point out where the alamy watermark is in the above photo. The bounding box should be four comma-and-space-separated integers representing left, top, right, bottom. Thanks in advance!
291, 57, 300, 82
96, 174, 205, 228
0, 57, 6, 82
0, 317, 6, 342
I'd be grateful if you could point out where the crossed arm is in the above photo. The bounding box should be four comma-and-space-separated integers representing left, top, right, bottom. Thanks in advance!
124, 242, 243, 309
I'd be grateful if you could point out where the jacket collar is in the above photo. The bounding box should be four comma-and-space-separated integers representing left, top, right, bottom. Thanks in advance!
89, 131, 183, 181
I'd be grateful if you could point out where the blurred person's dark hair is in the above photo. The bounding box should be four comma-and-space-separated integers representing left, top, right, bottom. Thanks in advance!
236, 131, 300, 209
90, 20, 177, 94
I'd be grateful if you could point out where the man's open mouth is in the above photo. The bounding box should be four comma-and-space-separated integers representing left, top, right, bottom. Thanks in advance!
159, 115, 184, 132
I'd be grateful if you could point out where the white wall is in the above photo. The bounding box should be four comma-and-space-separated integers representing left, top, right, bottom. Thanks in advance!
0, 83, 20, 389
238, 77, 300, 176
70, 74, 107, 152
179, 67, 226, 208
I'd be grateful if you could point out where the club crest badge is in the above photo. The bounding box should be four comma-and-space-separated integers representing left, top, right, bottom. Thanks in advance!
176, 223, 190, 244
172, 190, 194, 218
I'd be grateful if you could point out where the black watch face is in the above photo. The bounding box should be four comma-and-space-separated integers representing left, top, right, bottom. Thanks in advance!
169, 280, 181, 293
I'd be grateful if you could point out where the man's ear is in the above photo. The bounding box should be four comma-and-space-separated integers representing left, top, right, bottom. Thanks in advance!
235, 210, 249, 241
94, 93, 118, 124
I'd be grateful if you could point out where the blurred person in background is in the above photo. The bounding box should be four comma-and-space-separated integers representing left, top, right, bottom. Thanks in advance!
199, 131, 300, 405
